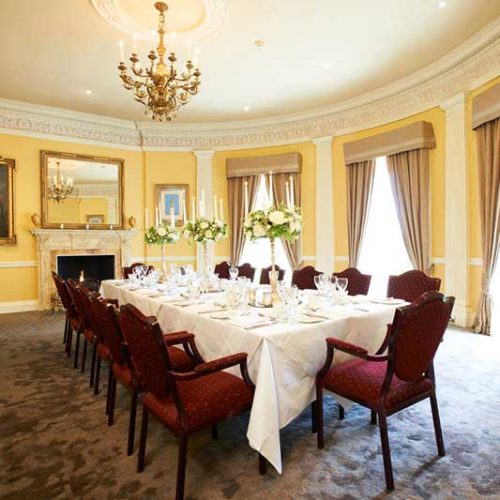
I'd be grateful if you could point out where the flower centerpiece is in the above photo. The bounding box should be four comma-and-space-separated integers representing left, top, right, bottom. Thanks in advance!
183, 217, 228, 279
144, 223, 179, 275
244, 204, 302, 301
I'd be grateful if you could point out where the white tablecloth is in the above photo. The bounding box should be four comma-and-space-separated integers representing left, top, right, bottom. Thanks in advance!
101, 281, 400, 473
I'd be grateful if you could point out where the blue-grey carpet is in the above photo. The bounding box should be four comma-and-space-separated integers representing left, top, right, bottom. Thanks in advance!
0, 312, 499, 499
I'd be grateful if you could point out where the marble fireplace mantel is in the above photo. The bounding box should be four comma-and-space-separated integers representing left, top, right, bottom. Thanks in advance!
32, 228, 136, 310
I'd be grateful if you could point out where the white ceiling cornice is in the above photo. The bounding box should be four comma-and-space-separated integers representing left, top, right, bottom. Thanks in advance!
0, 19, 498, 151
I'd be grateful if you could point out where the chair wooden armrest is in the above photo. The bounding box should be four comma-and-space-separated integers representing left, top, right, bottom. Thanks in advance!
162, 331, 195, 346
326, 338, 369, 357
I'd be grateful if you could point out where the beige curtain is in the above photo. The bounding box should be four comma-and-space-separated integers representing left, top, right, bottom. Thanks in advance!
267, 172, 302, 269
227, 175, 259, 266
473, 118, 500, 335
346, 160, 376, 267
386, 149, 431, 272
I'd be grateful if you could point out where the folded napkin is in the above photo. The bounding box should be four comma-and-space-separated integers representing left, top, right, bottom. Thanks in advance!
160, 295, 183, 303
227, 316, 273, 330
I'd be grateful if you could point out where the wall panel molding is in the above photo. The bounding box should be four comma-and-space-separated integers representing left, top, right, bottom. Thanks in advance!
0, 261, 38, 268
0, 300, 40, 314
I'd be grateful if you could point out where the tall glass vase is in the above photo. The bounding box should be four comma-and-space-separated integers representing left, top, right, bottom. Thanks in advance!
269, 237, 280, 303
202, 241, 210, 281
160, 243, 168, 278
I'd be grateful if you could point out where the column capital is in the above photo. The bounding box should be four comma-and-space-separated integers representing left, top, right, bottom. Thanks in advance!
312, 136, 334, 146
439, 92, 466, 112
193, 150, 215, 160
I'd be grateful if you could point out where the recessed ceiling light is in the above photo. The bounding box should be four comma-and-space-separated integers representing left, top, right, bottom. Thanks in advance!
254, 39, 265, 47
244, 106, 250, 112
85, 89, 93, 95
438, 1, 447, 8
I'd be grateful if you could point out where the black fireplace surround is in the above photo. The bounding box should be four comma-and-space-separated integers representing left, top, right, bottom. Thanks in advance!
57, 255, 115, 290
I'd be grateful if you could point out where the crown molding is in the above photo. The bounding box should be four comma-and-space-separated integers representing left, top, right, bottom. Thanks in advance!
0, 19, 498, 150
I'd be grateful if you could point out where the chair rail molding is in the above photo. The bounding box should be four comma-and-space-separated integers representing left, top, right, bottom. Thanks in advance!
0, 20, 497, 150
313, 136, 335, 273
440, 93, 471, 327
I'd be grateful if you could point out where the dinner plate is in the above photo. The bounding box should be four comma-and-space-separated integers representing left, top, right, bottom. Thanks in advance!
297, 315, 324, 324
210, 311, 231, 320
372, 298, 406, 305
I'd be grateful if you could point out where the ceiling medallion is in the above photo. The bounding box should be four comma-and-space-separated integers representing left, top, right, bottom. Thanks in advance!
118, 2, 201, 122
91, 0, 227, 42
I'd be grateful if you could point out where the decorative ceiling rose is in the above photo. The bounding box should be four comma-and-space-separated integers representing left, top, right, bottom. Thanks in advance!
91, 0, 227, 42
118, 2, 201, 122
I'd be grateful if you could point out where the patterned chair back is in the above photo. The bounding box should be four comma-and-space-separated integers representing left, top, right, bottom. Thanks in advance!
333, 267, 372, 296
90, 296, 125, 365
52, 271, 74, 312
260, 265, 286, 285
119, 304, 173, 399
387, 270, 441, 303
75, 287, 104, 343
214, 261, 230, 280
122, 263, 154, 279
237, 263, 256, 281
291, 265, 323, 290
388, 291, 454, 382
66, 279, 90, 329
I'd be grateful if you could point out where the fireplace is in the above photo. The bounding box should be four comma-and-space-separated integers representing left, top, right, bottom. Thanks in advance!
57, 254, 115, 291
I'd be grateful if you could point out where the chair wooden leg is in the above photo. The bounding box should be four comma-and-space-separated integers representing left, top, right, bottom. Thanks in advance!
63, 317, 69, 345
137, 406, 149, 473
108, 375, 117, 426
127, 390, 138, 456
371, 410, 377, 425
311, 401, 318, 433
430, 393, 446, 456
210, 425, 218, 440
378, 411, 394, 491
81, 340, 88, 373
258, 453, 267, 475
175, 435, 189, 500
89, 343, 97, 388
66, 327, 73, 357
105, 364, 113, 415
94, 356, 101, 396
73, 332, 81, 369
339, 405, 345, 420
316, 386, 324, 449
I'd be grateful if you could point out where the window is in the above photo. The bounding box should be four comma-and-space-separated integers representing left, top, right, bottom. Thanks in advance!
240, 176, 291, 282
358, 156, 412, 296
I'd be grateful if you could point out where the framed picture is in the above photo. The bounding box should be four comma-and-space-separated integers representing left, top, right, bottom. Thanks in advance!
0, 157, 16, 245
155, 184, 189, 227
86, 214, 104, 224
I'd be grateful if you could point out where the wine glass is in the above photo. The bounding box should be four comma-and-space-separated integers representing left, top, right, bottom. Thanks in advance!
336, 277, 348, 293
314, 275, 323, 294
229, 265, 239, 281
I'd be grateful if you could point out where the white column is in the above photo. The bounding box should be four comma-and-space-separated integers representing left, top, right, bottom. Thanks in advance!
194, 150, 215, 274
440, 93, 471, 327
313, 136, 335, 273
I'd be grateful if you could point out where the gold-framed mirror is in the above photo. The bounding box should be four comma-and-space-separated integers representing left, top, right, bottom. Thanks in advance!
41, 151, 124, 229
0, 156, 16, 245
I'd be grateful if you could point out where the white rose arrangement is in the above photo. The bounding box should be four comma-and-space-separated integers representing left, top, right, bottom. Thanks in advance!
183, 217, 228, 243
244, 204, 302, 241
145, 223, 180, 245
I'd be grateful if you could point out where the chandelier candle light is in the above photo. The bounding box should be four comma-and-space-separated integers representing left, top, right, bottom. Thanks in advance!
48, 162, 74, 204
117, 2, 201, 122
244, 172, 302, 302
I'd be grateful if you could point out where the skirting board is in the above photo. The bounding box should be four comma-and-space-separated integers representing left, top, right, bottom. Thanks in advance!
0, 300, 40, 314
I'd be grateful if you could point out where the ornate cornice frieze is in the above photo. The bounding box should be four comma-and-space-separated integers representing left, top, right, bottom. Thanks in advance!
0, 20, 498, 150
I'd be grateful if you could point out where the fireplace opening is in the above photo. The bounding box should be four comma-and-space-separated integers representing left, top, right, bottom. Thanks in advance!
57, 254, 115, 291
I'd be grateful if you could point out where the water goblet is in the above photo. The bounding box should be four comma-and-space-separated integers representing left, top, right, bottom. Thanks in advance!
229, 266, 239, 281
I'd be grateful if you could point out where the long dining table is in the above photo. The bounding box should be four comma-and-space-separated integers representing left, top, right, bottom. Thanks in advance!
100, 279, 404, 473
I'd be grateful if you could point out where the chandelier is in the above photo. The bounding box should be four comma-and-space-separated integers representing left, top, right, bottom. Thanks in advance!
48, 162, 74, 203
117, 2, 201, 122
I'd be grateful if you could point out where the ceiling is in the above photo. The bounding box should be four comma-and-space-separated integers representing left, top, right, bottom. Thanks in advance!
0, 0, 498, 124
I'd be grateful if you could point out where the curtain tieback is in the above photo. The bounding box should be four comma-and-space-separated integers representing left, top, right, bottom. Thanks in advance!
481, 275, 491, 295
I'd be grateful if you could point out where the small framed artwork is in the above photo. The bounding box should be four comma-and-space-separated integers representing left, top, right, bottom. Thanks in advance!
86, 214, 104, 224
0, 156, 16, 245
155, 184, 189, 226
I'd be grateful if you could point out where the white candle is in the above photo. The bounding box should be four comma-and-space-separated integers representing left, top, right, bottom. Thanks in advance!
133, 33, 138, 54
244, 180, 249, 214
289, 175, 295, 206
119, 40, 124, 61
269, 171, 273, 206
170, 205, 175, 228
182, 193, 187, 224
219, 198, 224, 220
145, 208, 149, 228
191, 196, 196, 222
158, 202, 162, 225
201, 189, 206, 217
155, 207, 159, 227
213, 194, 218, 220
285, 181, 291, 208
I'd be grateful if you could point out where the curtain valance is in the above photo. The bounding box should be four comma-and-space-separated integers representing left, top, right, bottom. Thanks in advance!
226, 152, 302, 178
344, 121, 435, 165
472, 82, 500, 130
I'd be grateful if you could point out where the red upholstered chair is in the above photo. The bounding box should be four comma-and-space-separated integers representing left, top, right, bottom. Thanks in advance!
214, 261, 230, 280
52, 271, 79, 355
333, 267, 372, 296
237, 262, 256, 281
119, 303, 266, 499
65, 279, 89, 370
292, 265, 323, 290
387, 270, 441, 303
315, 291, 454, 491
122, 262, 154, 279
259, 265, 286, 285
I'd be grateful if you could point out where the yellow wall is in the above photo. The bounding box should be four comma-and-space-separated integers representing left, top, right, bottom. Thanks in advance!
213, 143, 317, 264
331, 107, 446, 288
